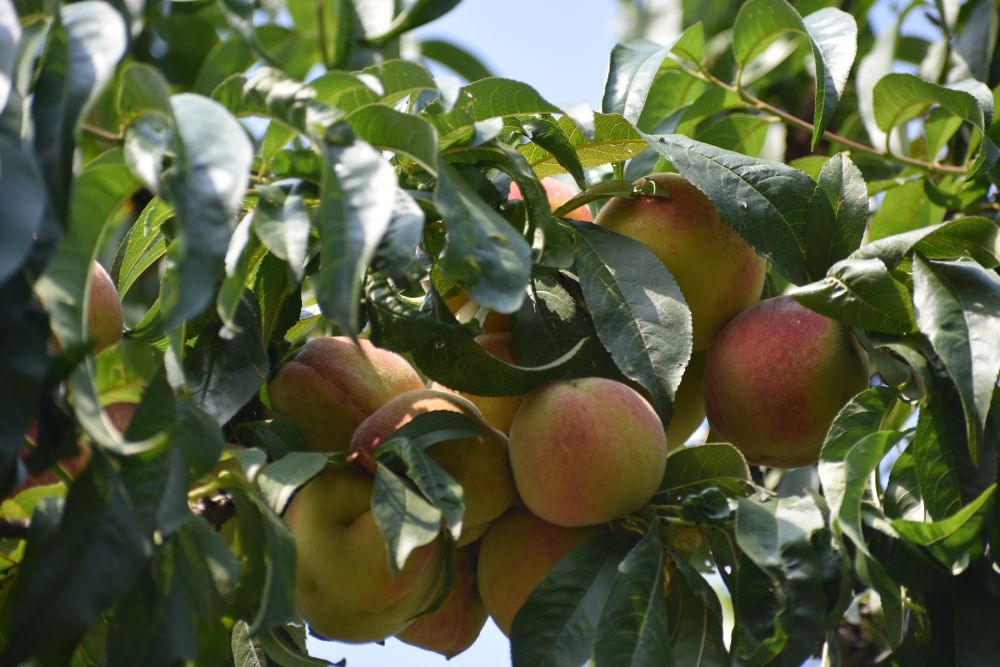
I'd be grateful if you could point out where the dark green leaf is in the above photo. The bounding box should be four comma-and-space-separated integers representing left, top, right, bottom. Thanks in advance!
252, 184, 311, 283
817, 152, 867, 254
603, 39, 672, 124
377, 438, 465, 542
574, 223, 692, 424
912, 257, 1000, 462
788, 257, 917, 334
511, 534, 628, 667
594, 526, 672, 667
852, 216, 1000, 270
643, 133, 838, 285
112, 197, 172, 297
347, 103, 439, 173
256, 452, 328, 515
0, 0, 18, 113
372, 188, 425, 282
657, 443, 751, 498
0, 128, 49, 283
366, 0, 461, 45
231, 621, 268, 667
419, 38, 492, 82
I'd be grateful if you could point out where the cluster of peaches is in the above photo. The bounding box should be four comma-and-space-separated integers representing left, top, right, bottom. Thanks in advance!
265, 174, 870, 655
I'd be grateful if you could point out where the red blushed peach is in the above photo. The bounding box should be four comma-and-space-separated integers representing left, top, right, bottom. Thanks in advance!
350, 389, 515, 546
594, 173, 766, 350
507, 377, 667, 527
396, 546, 487, 658
476, 508, 605, 636
509, 177, 593, 222
704, 295, 869, 467
88, 262, 123, 353
267, 337, 425, 452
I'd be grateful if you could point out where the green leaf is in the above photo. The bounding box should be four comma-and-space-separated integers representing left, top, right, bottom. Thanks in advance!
0, 126, 49, 283
32, 1, 127, 216
912, 257, 1000, 463
420, 39, 492, 82
602, 39, 672, 124
2, 456, 150, 664
256, 625, 331, 667
693, 113, 771, 157
185, 296, 269, 426
519, 113, 647, 177
372, 189, 425, 282
367, 275, 585, 395
788, 258, 917, 334
665, 557, 729, 666
347, 103, 439, 173
574, 223, 693, 425
671, 21, 706, 63
732, 0, 857, 145
657, 443, 751, 498
953, 0, 998, 83
256, 452, 328, 515
252, 184, 311, 283
315, 138, 396, 335
366, 0, 461, 45
867, 179, 947, 241
910, 381, 965, 521
819, 430, 903, 555
892, 484, 996, 573
434, 164, 532, 314
817, 152, 868, 254
852, 216, 1000, 270
511, 534, 628, 667
594, 526, 672, 667
112, 197, 172, 298
873, 73, 998, 176
371, 464, 442, 574
231, 621, 268, 667
518, 117, 586, 189
643, 133, 838, 285
376, 438, 465, 542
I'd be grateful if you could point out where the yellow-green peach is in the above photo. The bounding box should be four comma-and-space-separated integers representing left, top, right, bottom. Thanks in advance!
666, 351, 707, 451
704, 295, 869, 467
396, 546, 487, 658
594, 173, 766, 350
476, 508, 605, 636
508, 377, 667, 527
267, 337, 425, 452
283, 466, 446, 643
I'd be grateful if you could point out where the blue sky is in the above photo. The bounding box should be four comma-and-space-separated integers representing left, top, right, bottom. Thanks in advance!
308, 1, 934, 665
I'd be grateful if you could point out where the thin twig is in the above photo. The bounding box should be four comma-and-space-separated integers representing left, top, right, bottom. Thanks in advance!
80, 123, 123, 143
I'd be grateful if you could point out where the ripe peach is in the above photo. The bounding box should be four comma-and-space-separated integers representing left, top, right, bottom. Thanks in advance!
476, 508, 605, 636
396, 546, 487, 658
507, 377, 667, 527
267, 337, 425, 452
430, 332, 522, 434
666, 351, 707, 450
350, 389, 515, 546
283, 465, 446, 643
594, 173, 766, 350
509, 177, 593, 221
704, 296, 869, 467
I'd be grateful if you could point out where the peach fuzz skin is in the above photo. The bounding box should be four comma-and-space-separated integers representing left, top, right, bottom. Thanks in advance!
283, 466, 446, 643
509, 177, 593, 222
350, 389, 515, 546
594, 173, 766, 351
267, 337, 425, 452
88, 262, 124, 354
508, 377, 667, 527
396, 546, 487, 658
430, 332, 522, 434
704, 296, 869, 468
476, 509, 605, 636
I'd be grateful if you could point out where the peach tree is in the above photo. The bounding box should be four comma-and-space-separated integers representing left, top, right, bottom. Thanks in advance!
0, 0, 999, 665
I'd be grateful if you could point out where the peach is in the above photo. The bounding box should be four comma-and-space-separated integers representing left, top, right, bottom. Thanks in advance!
350, 389, 515, 545
476, 508, 605, 636
507, 377, 667, 527
396, 546, 487, 658
283, 465, 447, 643
666, 351, 707, 450
509, 177, 593, 221
267, 337, 425, 452
704, 296, 869, 467
88, 262, 123, 353
594, 173, 766, 350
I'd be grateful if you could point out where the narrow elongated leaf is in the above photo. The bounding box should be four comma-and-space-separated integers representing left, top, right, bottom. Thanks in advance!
820, 386, 902, 460
574, 223, 692, 424
892, 484, 996, 573
431, 77, 563, 146
519, 113, 647, 177
255, 452, 328, 515
817, 153, 867, 255
732, 0, 856, 144
518, 118, 586, 188
511, 534, 628, 667
32, 1, 127, 215
594, 527, 672, 667
372, 464, 442, 573
788, 258, 917, 334
112, 197, 172, 297
852, 216, 1000, 270
0, 128, 49, 284
420, 39, 492, 82
644, 133, 838, 285
376, 439, 465, 542
372, 188, 425, 281
252, 184, 311, 282
911, 382, 965, 521
873, 73, 998, 175
366, 0, 461, 45
435, 164, 532, 315
315, 138, 396, 335
347, 103, 439, 173
912, 257, 1000, 462
602, 39, 672, 124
